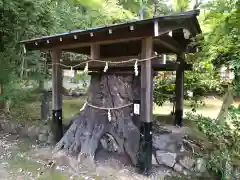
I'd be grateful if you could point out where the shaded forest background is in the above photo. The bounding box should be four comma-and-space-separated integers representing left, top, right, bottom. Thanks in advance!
0, 0, 239, 108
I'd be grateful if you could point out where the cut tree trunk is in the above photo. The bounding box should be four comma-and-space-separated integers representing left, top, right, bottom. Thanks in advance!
55, 74, 141, 165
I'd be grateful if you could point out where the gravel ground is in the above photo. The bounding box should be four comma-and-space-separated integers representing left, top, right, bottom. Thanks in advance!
0, 132, 173, 180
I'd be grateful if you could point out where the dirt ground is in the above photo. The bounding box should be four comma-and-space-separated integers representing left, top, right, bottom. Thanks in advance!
0, 132, 172, 180
154, 96, 240, 119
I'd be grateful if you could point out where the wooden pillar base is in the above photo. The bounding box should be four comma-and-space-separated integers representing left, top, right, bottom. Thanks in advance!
52, 109, 63, 143
137, 122, 153, 176
174, 109, 183, 126
175, 55, 184, 127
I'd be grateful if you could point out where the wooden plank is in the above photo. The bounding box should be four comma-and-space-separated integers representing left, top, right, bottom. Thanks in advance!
53, 61, 192, 71
65, 41, 172, 58
59, 37, 144, 51
174, 54, 184, 126
91, 44, 100, 59
88, 71, 135, 75
51, 50, 63, 143
155, 35, 184, 54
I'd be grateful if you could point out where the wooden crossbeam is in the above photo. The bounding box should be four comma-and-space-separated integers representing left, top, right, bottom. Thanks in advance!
48, 61, 193, 71
155, 35, 184, 55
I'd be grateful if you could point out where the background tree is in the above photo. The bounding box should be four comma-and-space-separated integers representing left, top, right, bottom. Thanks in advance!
0, 0, 55, 108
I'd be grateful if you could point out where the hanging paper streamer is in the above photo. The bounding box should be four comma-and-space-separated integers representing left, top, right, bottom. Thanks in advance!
23, 45, 26, 54
108, 109, 111, 122
187, 90, 193, 97
80, 102, 87, 112
83, 62, 88, 73
103, 62, 108, 72
70, 66, 74, 78
134, 60, 138, 76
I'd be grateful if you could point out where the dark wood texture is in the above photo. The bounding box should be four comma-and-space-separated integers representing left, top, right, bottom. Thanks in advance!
155, 35, 183, 55
174, 55, 184, 126
51, 50, 63, 142
51, 50, 62, 110
41, 90, 50, 120
138, 37, 153, 174
65, 35, 184, 57
141, 37, 153, 123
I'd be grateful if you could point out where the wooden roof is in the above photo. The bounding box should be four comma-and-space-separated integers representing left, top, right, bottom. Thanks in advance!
21, 10, 201, 58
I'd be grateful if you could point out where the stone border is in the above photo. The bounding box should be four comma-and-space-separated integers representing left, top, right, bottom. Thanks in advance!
0, 118, 54, 144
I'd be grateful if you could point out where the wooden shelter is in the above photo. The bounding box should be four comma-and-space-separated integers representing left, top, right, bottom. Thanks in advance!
21, 10, 201, 175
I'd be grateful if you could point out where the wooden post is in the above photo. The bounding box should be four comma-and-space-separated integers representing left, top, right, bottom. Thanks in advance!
41, 90, 50, 120
91, 44, 100, 60
138, 37, 153, 175
51, 50, 63, 143
174, 55, 184, 126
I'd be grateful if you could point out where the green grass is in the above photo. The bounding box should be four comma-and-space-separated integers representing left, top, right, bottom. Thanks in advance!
9, 156, 42, 175
9, 97, 86, 125
10, 95, 239, 144
61, 98, 86, 124
8, 152, 84, 180
7, 151, 106, 180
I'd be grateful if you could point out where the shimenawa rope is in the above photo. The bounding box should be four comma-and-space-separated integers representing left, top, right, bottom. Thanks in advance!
80, 101, 133, 122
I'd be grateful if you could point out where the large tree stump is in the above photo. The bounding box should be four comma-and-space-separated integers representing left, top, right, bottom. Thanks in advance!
55, 74, 140, 165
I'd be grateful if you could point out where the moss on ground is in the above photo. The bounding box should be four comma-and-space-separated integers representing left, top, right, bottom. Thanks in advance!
10, 97, 86, 125
61, 98, 85, 124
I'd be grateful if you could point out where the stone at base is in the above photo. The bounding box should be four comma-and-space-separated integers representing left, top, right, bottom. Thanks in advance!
38, 134, 48, 142
195, 158, 207, 173
174, 163, 183, 173
179, 156, 195, 169
47, 133, 54, 144
156, 151, 176, 168
152, 154, 158, 165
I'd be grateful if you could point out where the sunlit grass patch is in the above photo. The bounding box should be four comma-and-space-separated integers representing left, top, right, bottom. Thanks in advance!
62, 97, 86, 124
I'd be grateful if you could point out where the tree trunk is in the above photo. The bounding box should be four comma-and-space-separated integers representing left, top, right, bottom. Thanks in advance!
217, 88, 234, 124
0, 82, 5, 109
55, 74, 140, 165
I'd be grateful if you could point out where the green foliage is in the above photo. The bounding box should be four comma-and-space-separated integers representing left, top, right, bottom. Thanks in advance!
200, 0, 240, 91
186, 106, 240, 179
0, 0, 135, 104
153, 0, 239, 109
0, 0, 238, 121
71, 0, 105, 8
153, 73, 175, 106
172, 0, 191, 12
72, 72, 90, 88
153, 63, 223, 108
0, 0, 56, 105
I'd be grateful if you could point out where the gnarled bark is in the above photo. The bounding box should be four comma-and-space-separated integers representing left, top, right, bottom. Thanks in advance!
55, 74, 140, 165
